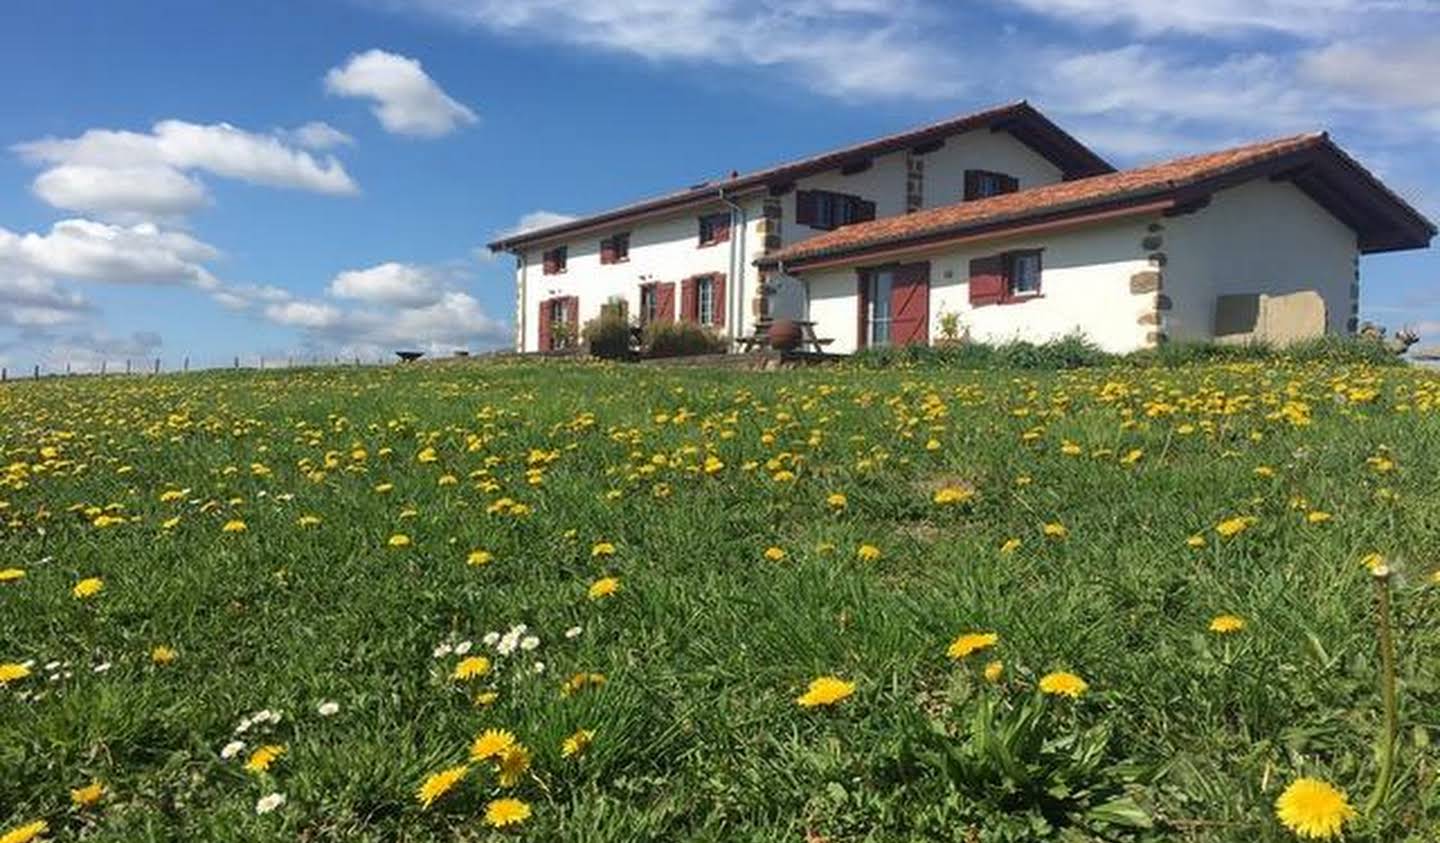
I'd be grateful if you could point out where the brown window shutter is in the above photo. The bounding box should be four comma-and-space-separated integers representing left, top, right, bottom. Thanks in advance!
963, 170, 980, 201
657, 282, 676, 322
711, 274, 726, 328
680, 277, 698, 322
968, 255, 1006, 306
999, 174, 1019, 195
600, 238, 615, 264
854, 198, 876, 223
543, 251, 555, 274
796, 190, 818, 226
538, 299, 552, 350
565, 296, 579, 328
712, 213, 731, 244
856, 270, 869, 349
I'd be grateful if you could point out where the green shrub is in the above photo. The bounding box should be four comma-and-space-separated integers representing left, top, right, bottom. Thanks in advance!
642, 320, 727, 358
582, 309, 634, 360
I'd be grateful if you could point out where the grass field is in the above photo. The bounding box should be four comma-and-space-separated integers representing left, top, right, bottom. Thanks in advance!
2, 358, 1438, 841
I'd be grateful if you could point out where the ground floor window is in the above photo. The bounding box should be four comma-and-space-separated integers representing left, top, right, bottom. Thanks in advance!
867, 269, 893, 346
640, 284, 658, 324
697, 275, 715, 325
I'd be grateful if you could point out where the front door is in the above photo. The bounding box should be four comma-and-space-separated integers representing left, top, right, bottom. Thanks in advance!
889, 262, 930, 346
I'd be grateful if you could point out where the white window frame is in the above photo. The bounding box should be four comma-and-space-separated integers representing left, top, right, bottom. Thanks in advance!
867, 269, 893, 346
697, 276, 715, 325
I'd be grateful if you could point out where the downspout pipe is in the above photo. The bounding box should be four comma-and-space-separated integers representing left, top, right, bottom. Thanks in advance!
513, 250, 528, 353
717, 188, 746, 346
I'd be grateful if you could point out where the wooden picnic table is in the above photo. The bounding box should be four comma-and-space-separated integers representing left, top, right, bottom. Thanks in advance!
736, 319, 833, 354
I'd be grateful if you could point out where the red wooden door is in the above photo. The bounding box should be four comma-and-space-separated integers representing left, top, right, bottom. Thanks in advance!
889, 262, 930, 346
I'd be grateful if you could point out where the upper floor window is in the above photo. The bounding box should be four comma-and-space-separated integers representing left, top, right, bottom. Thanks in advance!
698, 213, 730, 247
600, 232, 630, 264
796, 189, 877, 231
542, 246, 567, 274
964, 170, 1019, 201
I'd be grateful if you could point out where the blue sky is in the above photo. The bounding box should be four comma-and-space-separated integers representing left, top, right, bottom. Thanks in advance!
1, 0, 1436, 370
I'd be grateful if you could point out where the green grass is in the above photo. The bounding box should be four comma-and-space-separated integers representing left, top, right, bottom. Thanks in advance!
2, 358, 1438, 841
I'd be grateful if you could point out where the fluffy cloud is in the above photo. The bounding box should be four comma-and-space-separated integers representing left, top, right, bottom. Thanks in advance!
495, 210, 579, 240
325, 49, 478, 137
1301, 36, 1440, 108
14, 119, 358, 220
0, 276, 92, 328
328, 261, 443, 306
386, 1, 969, 101
30, 164, 209, 220
262, 260, 510, 355
0, 219, 220, 288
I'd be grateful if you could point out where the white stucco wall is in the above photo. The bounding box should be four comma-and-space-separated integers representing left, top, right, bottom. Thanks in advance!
806, 216, 1157, 354
515, 197, 769, 352
1161, 180, 1359, 340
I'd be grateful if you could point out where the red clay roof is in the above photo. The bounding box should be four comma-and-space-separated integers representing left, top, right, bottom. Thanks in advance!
761, 133, 1435, 267
487, 101, 1113, 252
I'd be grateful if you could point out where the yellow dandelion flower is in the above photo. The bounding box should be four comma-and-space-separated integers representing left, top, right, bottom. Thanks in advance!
1186, 534, 1207, 548
474, 690, 499, 706
1043, 522, 1068, 540
0, 568, 25, 583
416, 764, 469, 809
466, 549, 494, 566
0, 820, 47, 843
470, 729, 516, 761
947, 631, 999, 660
387, 533, 411, 548
1215, 516, 1254, 538
161, 516, 181, 530
933, 486, 974, 506
73, 577, 104, 599
856, 544, 882, 562
763, 546, 787, 562
588, 576, 620, 600
796, 676, 855, 708
297, 515, 322, 527
1359, 552, 1384, 572
150, 645, 178, 665
244, 744, 285, 774
1274, 778, 1355, 840
70, 780, 105, 807
438, 473, 458, 486
561, 672, 606, 696
496, 744, 531, 787
999, 538, 1022, 554
373, 482, 393, 494
453, 656, 491, 681
417, 447, 438, 463
561, 729, 595, 759
1038, 671, 1088, 698
484, 797, 532, 828
826, 492, 848, 509
221, 519, 247, 533
1306, 511, 1332, 524
591, 541, 616, 557
1208, 614, 1245, 634
983, 660, 1004, 682
0, 663, 32, 685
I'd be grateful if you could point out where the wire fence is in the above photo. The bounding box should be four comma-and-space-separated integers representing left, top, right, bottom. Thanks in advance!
0, 352, 488, 384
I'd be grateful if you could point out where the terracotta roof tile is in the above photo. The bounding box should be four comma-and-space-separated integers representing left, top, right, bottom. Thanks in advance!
764, 134, 1337, 267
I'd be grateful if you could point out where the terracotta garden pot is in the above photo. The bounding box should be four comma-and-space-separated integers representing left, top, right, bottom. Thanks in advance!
768, 319, 803, 351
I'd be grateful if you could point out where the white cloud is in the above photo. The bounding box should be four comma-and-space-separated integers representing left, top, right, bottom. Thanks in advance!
31, 164, 209, 219
992, 0, 1436, 37
328, 261, 443, 306
495, 210, 579, 240
386, 1, 969, 101
264, 300, 343, 329
1301, 36, 1440, 108
280, 121, 356, 149
0, 276, 92, 327
14, 119, 358, 219
325, 49, 478, 137
0, 219, 220, 288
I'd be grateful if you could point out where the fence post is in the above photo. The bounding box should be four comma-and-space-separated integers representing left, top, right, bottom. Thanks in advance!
100, 361, 106, 375
183, 356, 189, 373
34, 364, 40, 380
125, 359, 132, 375
153, 358, 160, 375
2, 367, 6, 383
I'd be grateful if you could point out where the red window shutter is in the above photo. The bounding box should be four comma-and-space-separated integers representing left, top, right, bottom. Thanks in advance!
856, 270, 869, 349
711, 274, 726, 328
796, 190, 818, 226
999, 174, 1019, 195
538, 298, 552, 350
600, 238, 615, 264
680, 277, 698, 322
968, 255, 1006, 306
657, 282, 676, 322
543, 251, 556, 274
565, 296, 579, 328
713, 214, 731, 244
854, 198, 877, 223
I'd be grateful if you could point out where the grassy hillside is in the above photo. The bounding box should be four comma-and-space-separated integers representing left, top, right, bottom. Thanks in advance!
1, 359, 1438, 841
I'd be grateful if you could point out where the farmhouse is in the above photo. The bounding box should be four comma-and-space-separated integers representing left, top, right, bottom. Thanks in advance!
487, 101, 1434, 354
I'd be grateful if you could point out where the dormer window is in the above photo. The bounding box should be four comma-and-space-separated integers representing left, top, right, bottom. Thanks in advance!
964, 170, 1019, 201
600, 232, 629, 264
542, 246, 567, 274
795, 189, 877, 231
698, 213, 730, 247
